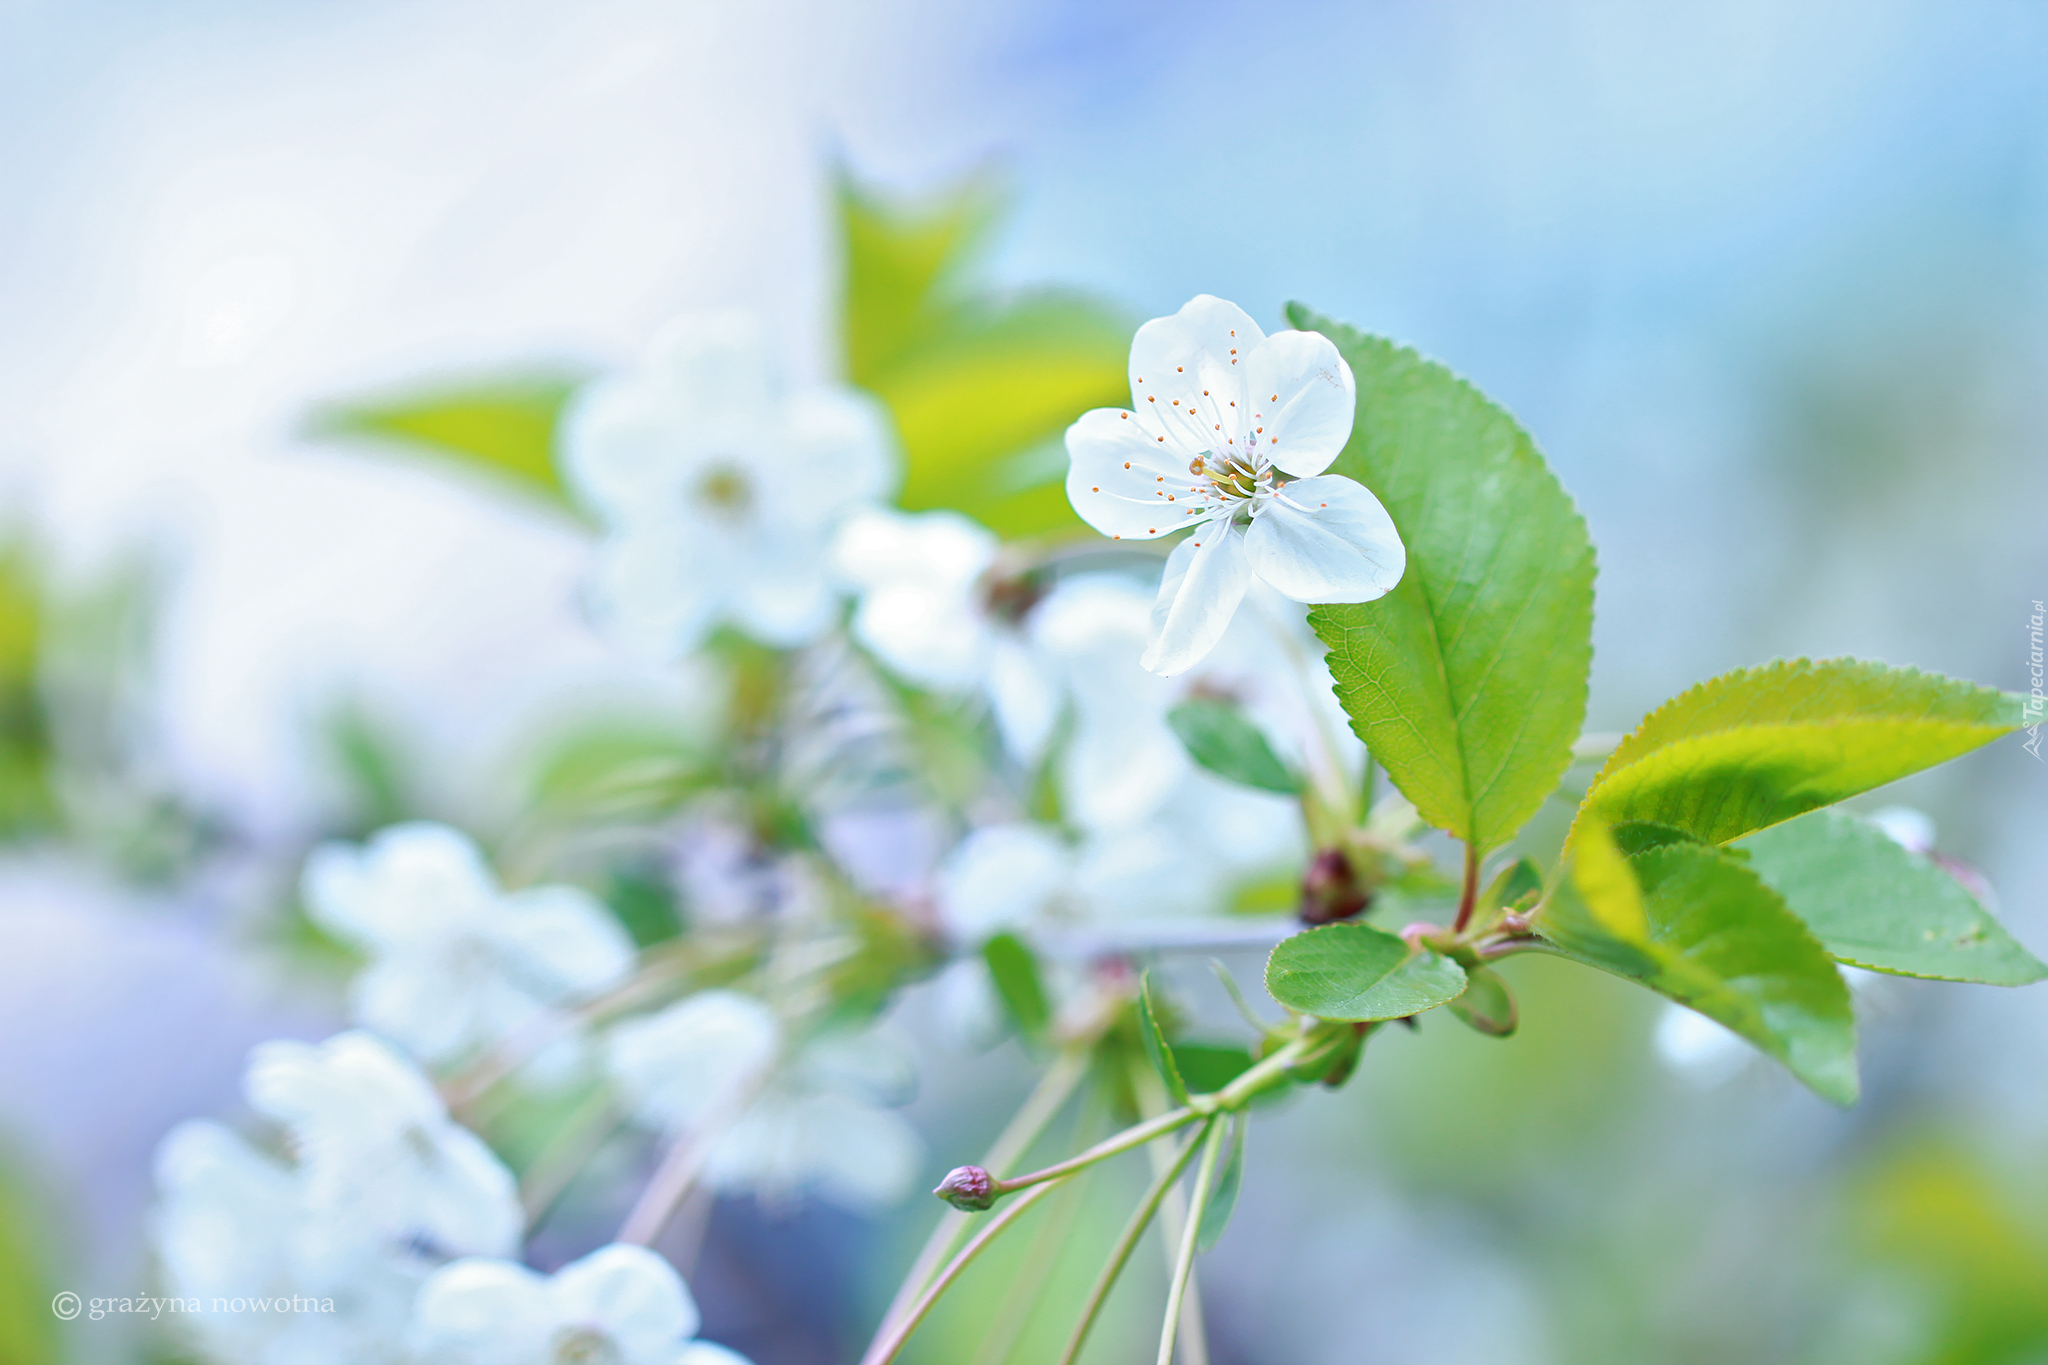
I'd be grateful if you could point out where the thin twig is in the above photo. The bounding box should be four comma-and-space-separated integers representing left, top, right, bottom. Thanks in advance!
1054, 1122, 1211, 1365
876, 1046, 1091, 1337
858, 1181, 1060, 1365
1155, 1118, 1229, 1365
615, 1065, 772, 1246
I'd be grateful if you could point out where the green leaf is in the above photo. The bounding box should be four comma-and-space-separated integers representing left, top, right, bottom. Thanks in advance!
1165, 698, 1304, 794
1448, 965, 1518, 1037
1539, 820, 1859, 1104
310, 375, 583, 510
1171, 1043, 1255, 1094
1264, 921, 1467, 1021
1580, 659, 2023, 847
1288, 306, 1594, 856
1195, 1114, 1246, 1254
1737, 808, 2046, 986
841, 176, 1131, 539
984, 932, 1052, 1039
1137, 972, 1191, 1104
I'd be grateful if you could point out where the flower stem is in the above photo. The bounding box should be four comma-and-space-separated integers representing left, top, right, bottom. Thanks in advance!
968, 1099, 1103, 1365
992, 1025, 1332, 1199
1155, 1117, 1230, 1365
876, 1045, 1091, 1337
615, 1062, 773, 1246
858, 1180, 1059, 1365
1452, 842, 1481, 933
1054, 1121, 1212, 1365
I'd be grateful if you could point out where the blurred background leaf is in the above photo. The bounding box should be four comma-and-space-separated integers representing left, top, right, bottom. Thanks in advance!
840, 173, 1131, 541
308, 375, 587, 512
0, 544, 55, 838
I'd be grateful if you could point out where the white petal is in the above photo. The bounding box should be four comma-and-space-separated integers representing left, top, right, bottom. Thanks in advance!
413, 1124, 524, 1258
830, 507, 995, 592
301, 822, 497, 951
1127, 296, 1261, 447
1140, 528, 1252, 676
1064, 407, 1217, 542
790, 1093, 922, 1210
723, 526, 839, 647
1243, 475, 1406, 603
678, 1343, 758, 1365
606, 991, 781, 1131
411, 1258, 551, 1364
585, 527, 724, 661
1244, 330, 1355, 478
494, 886, 636, 998
244, 1031, 443, 1138
775, 387, 900, 515
549, 1243, 699, 1358
983, 635, 1060, 764
935, 823, 1070, 941
350, 956, 484, 1063
852, 580, 986, 689
645, 311, 781, 423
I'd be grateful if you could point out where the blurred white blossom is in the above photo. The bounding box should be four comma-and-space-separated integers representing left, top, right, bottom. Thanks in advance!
244, 1031, 522, 1260
607, 991, 922, 1210
1064, 294, 1404, 674
152, 1032, 523, 1365
410, 1242, 751, 1365
830, 505, 1061, 761
303, 822, 634, 1076
561, 312, 898, 657
1030, 572, 1328, 862
154, 1120, 424, 1365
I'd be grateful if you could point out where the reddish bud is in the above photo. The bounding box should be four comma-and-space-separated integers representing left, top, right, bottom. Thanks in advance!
1299, 848, 1371, 925
934, 1165, 997, 1211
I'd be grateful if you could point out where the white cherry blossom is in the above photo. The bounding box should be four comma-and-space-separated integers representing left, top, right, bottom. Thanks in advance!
829, 506, 1060, 761
606, 991, 922, 1210
561, 312, 898, 658
1064, 295, 1405, 674
409, 1242, 753, 1365
244, 1031, 522, 1261
303, 822, 634, 1076
154, 1119, 425, 1365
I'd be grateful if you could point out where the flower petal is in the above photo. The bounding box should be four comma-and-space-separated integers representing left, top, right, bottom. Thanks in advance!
1243, 475, 1406, 603
1064, 407, 1217, 541
411, 1257, 551, 1363
1140, 527, 1252, 676
1244, 330, 1355, 478
496, 886, 637, 998
1127, 296, 1260, 449
549, 1243, 699, 1356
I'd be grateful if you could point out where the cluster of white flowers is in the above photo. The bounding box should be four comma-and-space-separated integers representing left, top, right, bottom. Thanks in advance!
148, 293, 1407, 1363
156, 1031, 746, 1365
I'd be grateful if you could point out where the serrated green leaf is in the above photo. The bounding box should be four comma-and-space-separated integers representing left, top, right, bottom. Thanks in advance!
1738, 808, 2046, 985
1165, 698, 1304, 794
1264, 921, 1467, 1021
1137, 972, 1191, 1104
1580, 659, 2023, 847
842, 177, 1129, 539
984, 932, 1051, 1039
1288, 306, 1593, 856
1195, 1114, 1245, 1254
310, 376, 583, 509
1539, 821, 1858, 1104
1448, 965, 1518, 1037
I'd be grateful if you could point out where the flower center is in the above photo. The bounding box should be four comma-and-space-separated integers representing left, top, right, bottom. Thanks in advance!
697, 463, 753, 516
1189, 445, 1280, 512
551, 1326, 624, 1365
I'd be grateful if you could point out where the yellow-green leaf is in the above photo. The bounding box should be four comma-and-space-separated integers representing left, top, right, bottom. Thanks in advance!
1580, 659, 2023, 847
